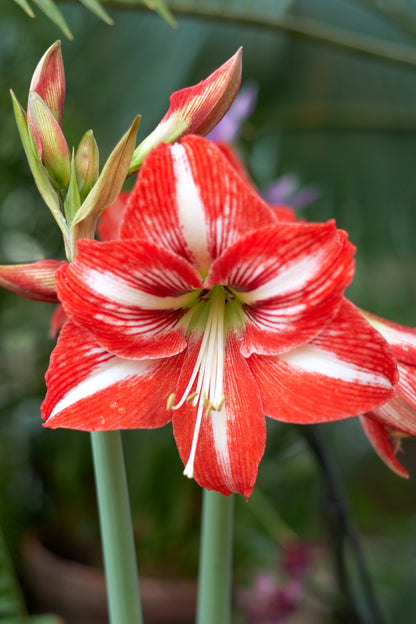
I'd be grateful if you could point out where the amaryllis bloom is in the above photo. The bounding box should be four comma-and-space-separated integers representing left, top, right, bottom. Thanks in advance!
42, 136, 397, 498
358, 311, 416, 477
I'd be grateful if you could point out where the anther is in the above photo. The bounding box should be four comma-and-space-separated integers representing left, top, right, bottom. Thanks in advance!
216, 396, 226, 411
166, 393, 176, 410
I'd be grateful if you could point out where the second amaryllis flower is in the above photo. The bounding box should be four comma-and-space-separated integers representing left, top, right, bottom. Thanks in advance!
42, 136, 397, 498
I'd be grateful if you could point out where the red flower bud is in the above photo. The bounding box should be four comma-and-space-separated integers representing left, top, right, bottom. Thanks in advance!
30, 40, 65, 126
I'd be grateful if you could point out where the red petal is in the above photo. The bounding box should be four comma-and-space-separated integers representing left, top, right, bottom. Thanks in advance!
49, 304, 67, 338
172, 332, 265, 498
361, 309, 416, 364
359, 415, 408, 478
249, 299, 396, 424
368, 363, 416, 435
121, 136, 276, 274
0, 259, 64, 302
56, 239, 203, 360
97, 190, 130, 241
271, 205, 298, 222
215, 141, 253, 184
207, 221, 355, 356
43, 321, 181, 430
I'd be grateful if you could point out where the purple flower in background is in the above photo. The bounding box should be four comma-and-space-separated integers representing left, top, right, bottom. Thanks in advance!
238, 541, 313, 623
239, 573, 303, 623
207, 84, 258, 142
263, 173, 319, 210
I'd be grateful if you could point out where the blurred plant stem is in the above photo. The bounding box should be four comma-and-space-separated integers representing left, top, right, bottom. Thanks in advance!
97, 1, 416, 70
196, 489, 234, 624
91, 431, 143, 624
300, 424, 385, 624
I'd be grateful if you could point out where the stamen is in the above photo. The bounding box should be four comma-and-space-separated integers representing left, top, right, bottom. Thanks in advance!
166, 393, 176, 410
216, 395, 226, 411
181, 287, 227, 479
186, 391, 199, 403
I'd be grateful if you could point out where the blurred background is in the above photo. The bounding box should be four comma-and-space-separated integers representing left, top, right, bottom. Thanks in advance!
1, 1, 416, 622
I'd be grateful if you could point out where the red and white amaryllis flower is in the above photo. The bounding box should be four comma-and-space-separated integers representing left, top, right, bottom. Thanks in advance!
359, 312, 416, 477
42, 135, 397, 497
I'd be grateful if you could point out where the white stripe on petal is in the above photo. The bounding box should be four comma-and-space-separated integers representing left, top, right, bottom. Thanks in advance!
171, 143, 211, 274
49, 357, 152, 419
240, 252, 324, 304
211, 405, 233, 482
84, 269, 190, 310
280, 344, 392, 388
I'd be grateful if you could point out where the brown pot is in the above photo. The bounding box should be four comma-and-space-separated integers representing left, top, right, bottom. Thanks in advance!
23, 536, 197, 624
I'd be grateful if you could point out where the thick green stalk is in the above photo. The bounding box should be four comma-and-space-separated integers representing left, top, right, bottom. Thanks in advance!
196, 489, 234, 624
91, 431, 143, 624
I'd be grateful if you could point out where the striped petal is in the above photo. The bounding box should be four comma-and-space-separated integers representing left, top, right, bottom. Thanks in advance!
56, 239, 203, 359
206, 221, 355, 356
172, 332, 265, 498
359, 415, 409, 478
121, 136, 277, 275
368, 362, 416, 436
361, 309, 416, 364
249, 299, 396, 424
43, 321, 181, 430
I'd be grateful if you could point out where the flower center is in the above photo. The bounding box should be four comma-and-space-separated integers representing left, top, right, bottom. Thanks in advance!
168, 285, 233, 479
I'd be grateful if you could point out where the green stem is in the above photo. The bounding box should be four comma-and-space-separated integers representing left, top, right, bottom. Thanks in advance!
91, 431, 143, 624
196, 489, 234, 624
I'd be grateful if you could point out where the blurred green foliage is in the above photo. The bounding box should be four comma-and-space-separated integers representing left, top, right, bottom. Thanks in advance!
1, 0, 416, 622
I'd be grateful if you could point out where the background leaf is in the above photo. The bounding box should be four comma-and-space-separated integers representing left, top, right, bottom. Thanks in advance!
34, 0, 73, 39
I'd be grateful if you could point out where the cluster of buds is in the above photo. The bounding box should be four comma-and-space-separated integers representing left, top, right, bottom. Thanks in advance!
9, 41, 242, 261
1, 41, 241, 306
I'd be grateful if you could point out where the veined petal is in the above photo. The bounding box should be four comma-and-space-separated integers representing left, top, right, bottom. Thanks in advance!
121, 136, 277, 274
56, 239, 203, 360
0, 259, 64, 302
249, 299, 396, 424
172, 332, 265, 498
359, 415, 408, 478
207, 221, 355, 356
214, 143, 297, 222
43, 321, 181, 430
215, 141, 254, 184
361, 309, 416, 364
368, 363, 416, 436
97, 190, 130, 241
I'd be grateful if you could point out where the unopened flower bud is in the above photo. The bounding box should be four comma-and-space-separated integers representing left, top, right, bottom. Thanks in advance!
30, 40, 65, 126
28, 91, 71, 189
0, 260, 65, 302
130, 48, 242, 172
75, 130, 99, 200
